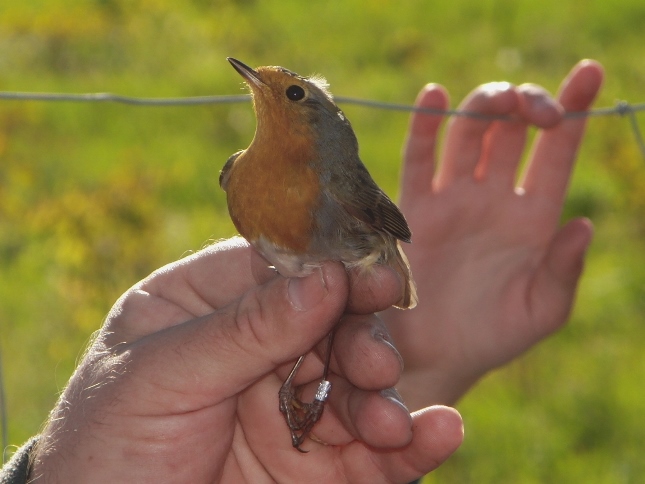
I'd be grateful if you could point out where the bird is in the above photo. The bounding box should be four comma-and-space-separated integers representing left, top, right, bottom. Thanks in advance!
221, 57, 417, 451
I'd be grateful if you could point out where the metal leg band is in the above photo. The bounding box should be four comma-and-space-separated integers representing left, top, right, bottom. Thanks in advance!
314, 380, 332, 402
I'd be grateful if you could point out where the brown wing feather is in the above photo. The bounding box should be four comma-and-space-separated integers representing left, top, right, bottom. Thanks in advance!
332, 164, 412, 243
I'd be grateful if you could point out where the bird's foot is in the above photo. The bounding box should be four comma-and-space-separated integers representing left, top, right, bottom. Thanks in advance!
279, 379, 331, 452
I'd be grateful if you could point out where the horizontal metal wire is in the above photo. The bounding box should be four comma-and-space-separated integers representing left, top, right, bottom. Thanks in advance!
0, 90, 643, 158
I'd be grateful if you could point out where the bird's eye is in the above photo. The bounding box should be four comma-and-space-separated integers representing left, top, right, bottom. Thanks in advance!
286, 85, 305, 101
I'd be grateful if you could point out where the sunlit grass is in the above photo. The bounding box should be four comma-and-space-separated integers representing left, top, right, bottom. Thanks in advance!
1, 0, 645, 480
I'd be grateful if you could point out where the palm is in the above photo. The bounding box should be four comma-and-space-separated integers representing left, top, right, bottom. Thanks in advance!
400, 176, 578, 368
385, 61, 603, 406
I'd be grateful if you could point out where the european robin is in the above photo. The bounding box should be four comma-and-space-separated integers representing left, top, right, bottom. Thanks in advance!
221, 57, 417, 451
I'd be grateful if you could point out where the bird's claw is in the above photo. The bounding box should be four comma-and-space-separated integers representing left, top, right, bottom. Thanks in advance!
279, 380, 330, 452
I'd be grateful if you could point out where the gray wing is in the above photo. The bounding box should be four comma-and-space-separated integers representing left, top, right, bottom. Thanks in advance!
330, 162, 412, 243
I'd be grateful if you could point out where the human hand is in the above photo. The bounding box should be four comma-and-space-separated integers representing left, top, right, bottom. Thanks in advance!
30, 237, 462, 483
385, 60, 604, 409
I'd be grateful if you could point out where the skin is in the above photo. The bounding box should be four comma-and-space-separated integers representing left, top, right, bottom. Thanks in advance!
28, 60, 603, 482
30, 239, 462, 483
386, 59, 604, 409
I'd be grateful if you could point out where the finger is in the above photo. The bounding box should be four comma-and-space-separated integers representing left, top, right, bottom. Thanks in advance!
528, 217, 593, 337
268, 264, 404, 384
347, 264, 404, 314
104, 238, 277, 343
146, 237, 277, 312
517, 83, 565, 129
480, 84, 563, 186
241, 264, 404, 389
520, 60, 604, 200
321, 382, 413, 449
400, 84, 449, 206
437, 82, 519, 188
275, 312, 404, 405
240, 315, 410, 453
118, 261, 350, 411
332, 313, 403, 390
267, 314, 407, 450
342, 406, 464, 482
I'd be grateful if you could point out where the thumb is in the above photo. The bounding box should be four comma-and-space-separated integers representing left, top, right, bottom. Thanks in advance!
124, 261, 349, 409
529, 217, 593, 337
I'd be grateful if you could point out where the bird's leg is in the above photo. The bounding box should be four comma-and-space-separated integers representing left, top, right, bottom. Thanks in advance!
278, 354, 307, 443
278, 330, 335, 452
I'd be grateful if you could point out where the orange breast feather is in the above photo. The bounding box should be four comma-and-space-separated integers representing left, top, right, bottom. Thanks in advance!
226, 136, 320, 254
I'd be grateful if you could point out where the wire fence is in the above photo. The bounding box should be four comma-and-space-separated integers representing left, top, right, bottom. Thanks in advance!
1, 89, 645, 460
1, 90, 644, 159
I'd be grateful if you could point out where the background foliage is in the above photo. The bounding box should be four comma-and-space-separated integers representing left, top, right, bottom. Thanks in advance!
1, 0, 644, 481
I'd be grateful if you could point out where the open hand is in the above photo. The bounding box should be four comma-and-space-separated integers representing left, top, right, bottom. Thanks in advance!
386, 60, 604, 408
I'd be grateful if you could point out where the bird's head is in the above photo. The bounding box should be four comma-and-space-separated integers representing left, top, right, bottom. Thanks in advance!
227, 57, 349, 138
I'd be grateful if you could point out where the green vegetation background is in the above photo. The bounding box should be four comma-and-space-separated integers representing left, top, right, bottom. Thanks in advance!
1, 0, 644, 481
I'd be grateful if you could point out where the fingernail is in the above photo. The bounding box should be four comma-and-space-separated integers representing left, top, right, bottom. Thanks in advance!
381, 387, 409, 413
288, 268, 328, 311
372, 329, 405, 372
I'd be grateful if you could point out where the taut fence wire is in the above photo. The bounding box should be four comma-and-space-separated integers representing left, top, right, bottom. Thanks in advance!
0, 91, 644, 159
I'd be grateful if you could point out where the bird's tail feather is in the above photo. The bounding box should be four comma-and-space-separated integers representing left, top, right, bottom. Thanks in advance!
391, 241, 417, 310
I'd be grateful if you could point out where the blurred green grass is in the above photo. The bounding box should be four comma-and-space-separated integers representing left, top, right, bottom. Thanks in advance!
1, 0, 644, 480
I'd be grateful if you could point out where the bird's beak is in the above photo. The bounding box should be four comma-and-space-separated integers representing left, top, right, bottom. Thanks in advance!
228, 57, 265, 88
